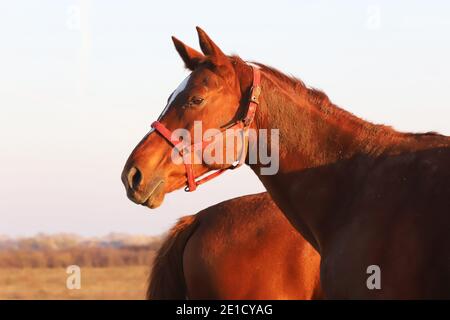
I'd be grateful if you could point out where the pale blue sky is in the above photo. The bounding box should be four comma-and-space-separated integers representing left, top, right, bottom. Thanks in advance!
1, 1, 449, 236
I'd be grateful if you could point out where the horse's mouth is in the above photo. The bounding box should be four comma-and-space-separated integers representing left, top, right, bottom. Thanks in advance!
141, 179, 165, 209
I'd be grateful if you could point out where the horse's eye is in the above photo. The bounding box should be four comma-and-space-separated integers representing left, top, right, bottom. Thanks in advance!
191, 97, 204, 105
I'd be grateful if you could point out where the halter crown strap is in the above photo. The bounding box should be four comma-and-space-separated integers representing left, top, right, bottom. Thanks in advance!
151, 63, 261, 192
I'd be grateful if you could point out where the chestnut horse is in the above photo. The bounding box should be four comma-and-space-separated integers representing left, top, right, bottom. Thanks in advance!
122, 27, 450, 298
148, 192, 321, 299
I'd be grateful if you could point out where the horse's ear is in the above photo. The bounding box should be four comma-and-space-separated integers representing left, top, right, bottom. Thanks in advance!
196, 26, 228, 66
172, 36, 204, 70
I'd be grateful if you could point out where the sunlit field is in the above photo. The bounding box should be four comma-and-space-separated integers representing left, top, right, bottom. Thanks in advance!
0, 234, 160, 300
0, 266, 149, 300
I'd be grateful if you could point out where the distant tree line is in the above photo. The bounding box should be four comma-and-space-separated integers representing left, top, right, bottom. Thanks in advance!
0, 246, 160, 268
0, 234, 164, 268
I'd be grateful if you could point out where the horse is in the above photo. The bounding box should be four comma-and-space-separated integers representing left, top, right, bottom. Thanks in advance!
122, 27, 450, 298
148, 192, 321, 299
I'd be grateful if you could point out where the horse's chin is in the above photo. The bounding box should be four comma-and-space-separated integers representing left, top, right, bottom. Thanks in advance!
144, 197, 164, 209
142, 181, 166, 209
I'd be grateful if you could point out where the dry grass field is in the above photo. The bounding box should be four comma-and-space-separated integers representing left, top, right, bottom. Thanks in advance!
0, 234, 161, 299
0, 266, 150, 300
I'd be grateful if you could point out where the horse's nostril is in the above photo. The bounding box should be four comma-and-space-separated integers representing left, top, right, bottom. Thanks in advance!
127, 166, 143, 191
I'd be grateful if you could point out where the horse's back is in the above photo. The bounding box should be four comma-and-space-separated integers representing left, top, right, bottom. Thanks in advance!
183, 192, 321, 299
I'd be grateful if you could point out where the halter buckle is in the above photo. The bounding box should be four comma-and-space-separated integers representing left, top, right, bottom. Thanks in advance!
250, 85, 261, 104
229, 160, 241, 170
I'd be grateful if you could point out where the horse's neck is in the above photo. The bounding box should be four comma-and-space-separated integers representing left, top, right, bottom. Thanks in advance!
246, 67, 439, 251
255, 72, 411, 167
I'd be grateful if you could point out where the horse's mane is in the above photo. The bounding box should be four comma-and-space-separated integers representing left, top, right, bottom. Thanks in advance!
242, 59, 394, 136
242, 59, 447, 140
252, 62, 326, 106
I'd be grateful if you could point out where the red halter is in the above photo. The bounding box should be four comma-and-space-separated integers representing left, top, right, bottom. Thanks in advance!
151, 64, 261, 192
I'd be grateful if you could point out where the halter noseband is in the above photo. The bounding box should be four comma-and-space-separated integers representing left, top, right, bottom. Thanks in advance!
150, 63, 261, 192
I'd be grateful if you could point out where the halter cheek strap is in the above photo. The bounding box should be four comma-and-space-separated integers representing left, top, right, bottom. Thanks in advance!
151, 63, 261, 192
